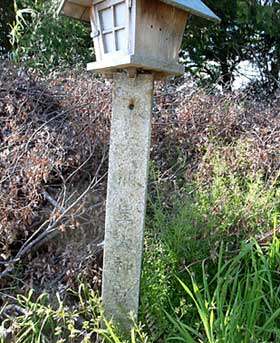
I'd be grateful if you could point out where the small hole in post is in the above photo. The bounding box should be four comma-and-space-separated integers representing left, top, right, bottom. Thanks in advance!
129, 102, 135, 110
150, 25, 153, 29
159, 28, 162, 31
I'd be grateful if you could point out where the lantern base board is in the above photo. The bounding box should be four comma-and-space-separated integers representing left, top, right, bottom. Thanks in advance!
87, 54, 185, 76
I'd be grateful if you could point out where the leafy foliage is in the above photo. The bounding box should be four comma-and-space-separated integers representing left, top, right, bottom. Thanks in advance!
181, 0, 280, 92
9, 0, 93, 72
0, 0, 15, 56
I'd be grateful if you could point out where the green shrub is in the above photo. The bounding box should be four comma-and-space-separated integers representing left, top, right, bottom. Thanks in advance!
10, 0, 93, 73
194, 143, 279, 235
154, 144, 280, 267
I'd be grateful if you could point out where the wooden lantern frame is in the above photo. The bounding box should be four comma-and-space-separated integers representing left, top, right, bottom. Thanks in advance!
58, 0, 220, 76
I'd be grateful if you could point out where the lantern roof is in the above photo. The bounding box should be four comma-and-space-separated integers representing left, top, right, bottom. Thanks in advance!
58, 0, 220, 23
161, 0, 220, 21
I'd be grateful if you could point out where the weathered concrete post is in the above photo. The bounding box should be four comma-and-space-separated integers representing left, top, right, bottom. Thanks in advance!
102, 72, 154, 329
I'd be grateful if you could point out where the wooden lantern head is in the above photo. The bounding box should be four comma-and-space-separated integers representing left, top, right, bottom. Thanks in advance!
59, 0, 220, 76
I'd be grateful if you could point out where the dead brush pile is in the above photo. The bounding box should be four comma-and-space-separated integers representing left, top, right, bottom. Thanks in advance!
0, 62, 111, 289
153, 80, 280, 181
0, 61, 279, 290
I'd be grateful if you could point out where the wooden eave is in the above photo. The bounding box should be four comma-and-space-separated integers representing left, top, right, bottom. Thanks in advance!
57, 0, 91, 22
58, 0, 220, 23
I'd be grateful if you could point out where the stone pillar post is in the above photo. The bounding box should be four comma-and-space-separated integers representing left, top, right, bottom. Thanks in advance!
102, 72, 154, 330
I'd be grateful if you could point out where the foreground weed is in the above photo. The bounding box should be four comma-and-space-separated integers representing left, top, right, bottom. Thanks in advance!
0, 283, 149, 343
167, 236, 280, 343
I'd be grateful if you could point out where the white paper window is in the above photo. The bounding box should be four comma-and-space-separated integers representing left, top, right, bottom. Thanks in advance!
114, 2, 126, 27
115, 28, 126, 51
100, 7, 112, 31
98, 0, 128, 54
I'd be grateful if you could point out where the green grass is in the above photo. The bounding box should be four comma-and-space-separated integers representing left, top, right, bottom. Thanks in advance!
166, 234, 280, 343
